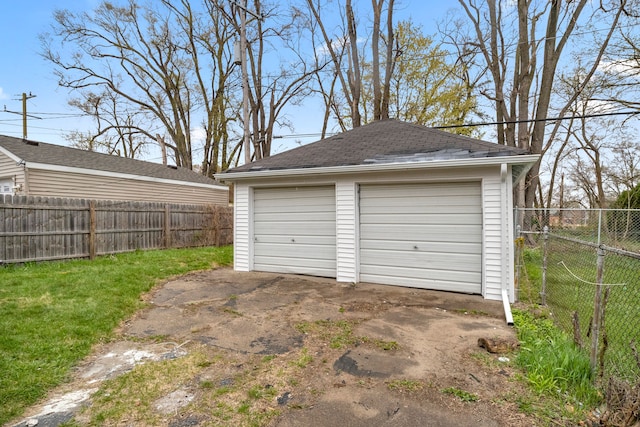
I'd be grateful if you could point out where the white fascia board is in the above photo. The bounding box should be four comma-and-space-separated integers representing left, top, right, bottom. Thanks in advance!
25, 161, 229, 191
216, 154, 540, 182
0, 146, 22, 163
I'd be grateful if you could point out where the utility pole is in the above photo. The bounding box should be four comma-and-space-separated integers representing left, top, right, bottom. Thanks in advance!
2, 92, 39, 139
22, 92, 36, 139
240, 0, 250, 164
232, 0, 263, 165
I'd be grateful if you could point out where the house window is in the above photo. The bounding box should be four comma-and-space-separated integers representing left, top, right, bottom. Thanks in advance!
0, 178, 13, 194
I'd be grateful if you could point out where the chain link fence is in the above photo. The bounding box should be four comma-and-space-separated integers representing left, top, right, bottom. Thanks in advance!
515, 208, 640, 387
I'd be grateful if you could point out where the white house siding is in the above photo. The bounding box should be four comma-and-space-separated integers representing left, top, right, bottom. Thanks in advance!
234, 183, 251, 272
26, 168, 228, 205
482, 176, 504, 301
504, 166, 516, 303
336, 181, 358, 282
0, 152, 25, 192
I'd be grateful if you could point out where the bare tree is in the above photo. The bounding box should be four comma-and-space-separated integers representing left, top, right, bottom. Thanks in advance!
66, 89, 150, 159
42, 0, 245, 174
452, 0, 629, 214
227, 0, 324, 160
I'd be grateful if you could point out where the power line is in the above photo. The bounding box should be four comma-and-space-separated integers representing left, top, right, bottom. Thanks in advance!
433, 110, 640, 129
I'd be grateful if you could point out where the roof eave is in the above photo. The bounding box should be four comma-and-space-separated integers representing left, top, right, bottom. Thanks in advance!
216, 154, 540, 182
25, 161, 229, 191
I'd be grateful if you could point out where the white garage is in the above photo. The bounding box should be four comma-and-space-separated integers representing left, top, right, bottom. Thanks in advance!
359, 182, 482, 293
218, 120, 538, 302
253, 186, 336, 277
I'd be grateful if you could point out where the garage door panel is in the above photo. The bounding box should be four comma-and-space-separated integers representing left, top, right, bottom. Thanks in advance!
361, 182, 480, 197
360, 269, 481, 293
254, 200, 336, 213
255, 243, 336, 259
253, 235, 335, 245
255, 186, 334, 198
255, 211, 335, 222
253, 186, 336, 278
360, 225, 481, 243
360, 249, 481, 272
361, 213, 482, 225
359, 182, 482, 294
360, 196, 481, 210
360, 240, 481, 254
254, 257, 335, 277
361, 265, 480, 285
255, 220, 336, 236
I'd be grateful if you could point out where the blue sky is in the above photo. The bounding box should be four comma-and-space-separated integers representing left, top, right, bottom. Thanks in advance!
0, 1, 452, 162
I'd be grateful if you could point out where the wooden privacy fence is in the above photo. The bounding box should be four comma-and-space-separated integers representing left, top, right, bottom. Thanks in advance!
0, 195, 233, 264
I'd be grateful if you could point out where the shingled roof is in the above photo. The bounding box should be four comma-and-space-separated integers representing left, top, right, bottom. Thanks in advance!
224, 119, 529, 174
0, 134, 217, 186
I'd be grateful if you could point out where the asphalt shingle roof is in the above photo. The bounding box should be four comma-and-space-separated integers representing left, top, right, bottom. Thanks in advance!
225, 119, 529, 174
0, 134, 218, 185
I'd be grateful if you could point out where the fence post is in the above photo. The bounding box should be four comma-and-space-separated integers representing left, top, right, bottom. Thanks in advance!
89, 200, 96, 260
541, 225, 548, 305
164, 204, 171, 248
590, 247, 605, 373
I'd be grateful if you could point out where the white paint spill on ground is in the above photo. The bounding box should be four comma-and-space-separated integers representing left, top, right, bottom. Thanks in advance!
34, 389, 97, 417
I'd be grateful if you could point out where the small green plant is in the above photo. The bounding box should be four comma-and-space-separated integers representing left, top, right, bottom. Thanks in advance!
512, 309, 601, 422
292, 348, 313, 368
200, 380, 215, 389
373, 339, 399, 351
387, 379, 423, 392
247, 385, 264, 400
222, 307, 243, 316
442, 387, 478, 402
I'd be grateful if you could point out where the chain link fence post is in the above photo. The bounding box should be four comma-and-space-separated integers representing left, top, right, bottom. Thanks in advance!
590, 246, 605, 374
541, 225, 548, 306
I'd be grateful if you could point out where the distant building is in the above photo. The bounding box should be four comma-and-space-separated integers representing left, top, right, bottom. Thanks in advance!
0, 135, 228, 205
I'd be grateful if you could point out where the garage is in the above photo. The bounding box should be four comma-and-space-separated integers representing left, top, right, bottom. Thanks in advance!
253, 186, 336, 277
359, 182, 482, 293
219, 119, 538, 302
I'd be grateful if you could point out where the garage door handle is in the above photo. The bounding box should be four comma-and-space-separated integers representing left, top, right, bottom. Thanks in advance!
291, 238, 295, 243
413, 245, 418, 250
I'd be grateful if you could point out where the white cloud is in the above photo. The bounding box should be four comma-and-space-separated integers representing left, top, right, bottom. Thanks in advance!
190, 127, 206, 142
0, 87, 8, 100
599, 59, 638, 78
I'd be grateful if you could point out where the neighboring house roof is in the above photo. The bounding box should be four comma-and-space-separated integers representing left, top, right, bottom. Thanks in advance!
0, 134, 223, 188
222, 119, 535, 178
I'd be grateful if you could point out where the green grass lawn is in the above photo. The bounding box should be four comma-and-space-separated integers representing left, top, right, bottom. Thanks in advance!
0, 246, 233, 425
520, 240, 640, 382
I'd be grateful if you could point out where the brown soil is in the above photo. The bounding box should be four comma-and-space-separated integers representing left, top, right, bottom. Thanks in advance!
12, 268, 542, 427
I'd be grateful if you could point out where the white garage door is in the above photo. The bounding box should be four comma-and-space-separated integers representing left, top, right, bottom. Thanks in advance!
253, 186, 336, 277
359, 182, 482, 293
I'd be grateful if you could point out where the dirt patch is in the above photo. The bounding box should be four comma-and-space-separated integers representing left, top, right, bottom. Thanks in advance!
11, 268, 537, 427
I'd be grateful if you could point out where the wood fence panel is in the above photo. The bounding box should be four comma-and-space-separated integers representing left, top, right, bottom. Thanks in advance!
0, 195, 233, 264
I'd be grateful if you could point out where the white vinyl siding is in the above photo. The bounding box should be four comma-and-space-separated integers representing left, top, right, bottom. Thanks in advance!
0, 152, 25, 192
336, 181, 358, 282
234, 184, 251, 271
253, 186, 336, 277
482, 176, 504, 301
359, 182, 482, 294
